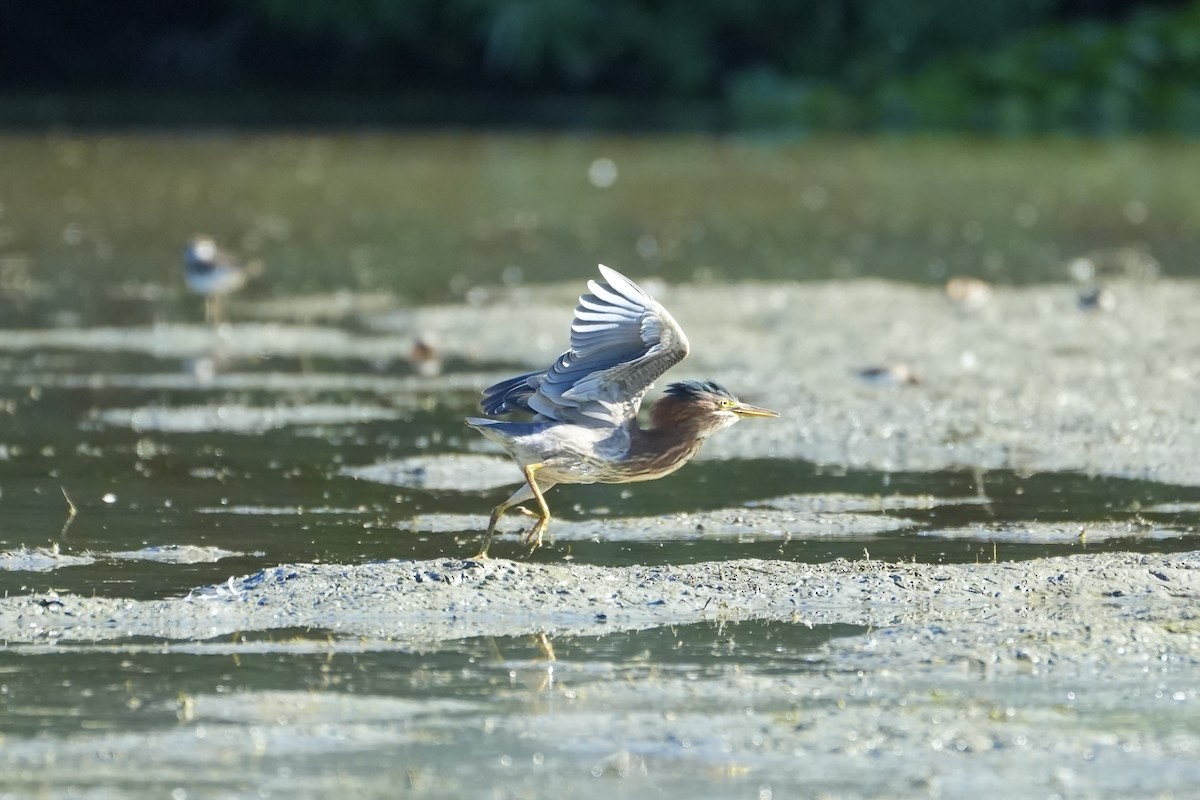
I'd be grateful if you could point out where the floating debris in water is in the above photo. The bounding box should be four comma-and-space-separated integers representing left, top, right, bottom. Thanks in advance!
591, 749, 647, 778
106, 545, 251, 564
855, 363, 920, 386
0, 546, 95, 572
944, 277, 993, 312
1077, 285, 1116, 312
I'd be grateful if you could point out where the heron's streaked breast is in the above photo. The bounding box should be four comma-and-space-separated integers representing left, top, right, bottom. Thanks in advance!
591, 437, 705, 483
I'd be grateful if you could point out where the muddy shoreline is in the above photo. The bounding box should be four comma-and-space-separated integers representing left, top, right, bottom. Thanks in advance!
4, 550, 1195, 654
6, 278, 1199, 486
2, 550, 1197, 797
389, 277, 1200, 487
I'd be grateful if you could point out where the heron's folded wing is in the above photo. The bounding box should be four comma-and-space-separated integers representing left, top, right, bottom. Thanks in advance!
526, 264, 690, 424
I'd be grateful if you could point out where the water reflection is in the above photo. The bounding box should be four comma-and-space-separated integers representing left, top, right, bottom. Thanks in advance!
0, 619, 862, 738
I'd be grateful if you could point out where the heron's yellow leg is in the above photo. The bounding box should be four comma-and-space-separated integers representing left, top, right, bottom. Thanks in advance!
473, 462, 549, 559
474, 502, 508, 560
522, 463, 551, 550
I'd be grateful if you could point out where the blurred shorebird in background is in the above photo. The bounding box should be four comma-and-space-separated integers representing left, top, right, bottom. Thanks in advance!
183, 236, 248, 324
410, 336, 443, 378
944, 276, 993, 313
466, 264, 778, 558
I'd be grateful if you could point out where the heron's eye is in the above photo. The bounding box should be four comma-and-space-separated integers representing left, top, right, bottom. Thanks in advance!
719, 399, 736, 409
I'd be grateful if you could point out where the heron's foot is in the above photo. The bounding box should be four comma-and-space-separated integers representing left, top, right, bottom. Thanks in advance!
474, 520, 501, 560
522, 515, 550, 551
514, 506, 539, 519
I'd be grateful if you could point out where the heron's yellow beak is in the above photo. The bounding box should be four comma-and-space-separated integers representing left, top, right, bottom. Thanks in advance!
732, 402, 780, 419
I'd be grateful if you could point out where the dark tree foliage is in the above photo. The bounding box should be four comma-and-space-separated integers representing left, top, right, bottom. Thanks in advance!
230, 0, 1083, 93
0, 0, 1196, 131
0, 0, 1173, 90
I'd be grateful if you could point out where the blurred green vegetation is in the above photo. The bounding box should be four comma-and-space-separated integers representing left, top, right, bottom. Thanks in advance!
247, 0, 1056, 93
727, 0, 1200, 134
2, 0, 1199, 132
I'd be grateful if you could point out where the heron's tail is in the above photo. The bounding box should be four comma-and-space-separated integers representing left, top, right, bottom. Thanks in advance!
465, 416, 511, 443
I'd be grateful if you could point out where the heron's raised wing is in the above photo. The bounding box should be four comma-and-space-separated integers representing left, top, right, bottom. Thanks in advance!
521, 264, 690, 425
480, 368, 544, 416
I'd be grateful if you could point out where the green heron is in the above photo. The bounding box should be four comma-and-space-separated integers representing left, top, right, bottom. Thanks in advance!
466, 264, 778, 557
184, 236, 247, 324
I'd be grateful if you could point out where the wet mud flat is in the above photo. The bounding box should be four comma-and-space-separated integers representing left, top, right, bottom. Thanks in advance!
3, 275, 1200, 797
2, 550, 1198, 798
7, 276, 1199, 487
375, 275, 1200, 487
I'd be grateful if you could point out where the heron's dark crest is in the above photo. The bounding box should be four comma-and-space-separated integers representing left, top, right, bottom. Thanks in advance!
661, 380, 737, 403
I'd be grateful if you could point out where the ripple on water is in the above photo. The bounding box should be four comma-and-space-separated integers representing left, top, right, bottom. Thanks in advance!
0, 324, 399, 360
342, 454, 521, 492
403, 506, 918, 542
94, 403, 403, 433
9, 370, 497, 394
749, 492, 991, 513
195, 505, 369, 516
919, 520, 1190, 543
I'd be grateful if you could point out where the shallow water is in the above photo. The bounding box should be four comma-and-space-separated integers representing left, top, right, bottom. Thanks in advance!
1, 132, 1198, 797
2, 133, 1197, 327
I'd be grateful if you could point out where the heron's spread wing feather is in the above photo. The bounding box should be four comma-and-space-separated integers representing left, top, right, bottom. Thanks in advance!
485, 264, 688, 425
479, 370, 543, 416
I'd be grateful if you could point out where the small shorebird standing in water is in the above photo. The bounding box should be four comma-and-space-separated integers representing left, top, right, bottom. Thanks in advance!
466, 264, 778, 558
183, 236, 247, 324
